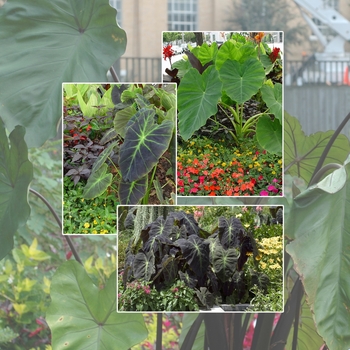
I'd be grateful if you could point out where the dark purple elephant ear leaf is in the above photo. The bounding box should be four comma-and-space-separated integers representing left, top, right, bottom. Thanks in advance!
119, 108, 174, 182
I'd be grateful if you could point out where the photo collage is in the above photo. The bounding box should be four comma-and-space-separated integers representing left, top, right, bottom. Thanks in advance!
63, 31, 284, 314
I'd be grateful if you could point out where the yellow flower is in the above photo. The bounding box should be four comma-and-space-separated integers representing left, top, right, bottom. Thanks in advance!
93, 220, 98, 225
84, 222, 90, 228
92, 230, 98, 234
222, 162, 227, 167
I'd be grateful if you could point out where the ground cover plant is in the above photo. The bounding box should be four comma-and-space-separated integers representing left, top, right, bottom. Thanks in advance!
166, 32, 283, 197
177, 137, 282, 196
117, 205, 283, 312
63, 83, 176, 233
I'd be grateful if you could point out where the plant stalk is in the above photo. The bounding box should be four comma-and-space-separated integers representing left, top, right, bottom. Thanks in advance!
29, 188, 83, 265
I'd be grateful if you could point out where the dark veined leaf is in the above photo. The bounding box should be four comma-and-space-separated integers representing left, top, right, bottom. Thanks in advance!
118, 175, 148, 205
0, 120, 33, 260
176, 235, 210, 277
133, 251, 156, 281
46, 261, 147, 350
0, 0, 126, 147
211, 244, 238, 282
83, 163, 113, 199
218, 217, 245, 249
169, 211, 199, 236
177, 66, 222, 141
219, 57, 265, 104
119, 108, 174, 182
286, 155, 350, 349
284, 112, 350, 183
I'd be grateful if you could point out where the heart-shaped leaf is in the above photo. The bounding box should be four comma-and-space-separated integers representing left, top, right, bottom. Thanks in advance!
0, 0, 126, 147
119, 108, 174, 182
261, 83, 282, 122
83, 163, 113, 199
212, 244, 238, 282
284, 112, 350, 183
178, 66, 222, 141
256, 115, 282, 155
0, 120, 33, 260
46, 261, 147, 349
219, 57, 265, 104
286, 155, 350, 350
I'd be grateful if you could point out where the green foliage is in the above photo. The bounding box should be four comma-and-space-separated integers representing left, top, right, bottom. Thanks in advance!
0, 120, 33, 260
286, 155, 350, 349
118, 278, 199, 312
176, 32, 282, 152
47, 260, 147, 350
0, 327, 18, 344
284, 112, 350, 183
0, 239, 52, 348
0, 0, 126, 147
63, 176, 117, 234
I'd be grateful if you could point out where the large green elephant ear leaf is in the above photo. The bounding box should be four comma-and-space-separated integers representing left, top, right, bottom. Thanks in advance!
46, 261, 148, 349
177, 66, 223, 141
284, 112, 350, 183
0, 0, 126, 148
285, 156, 350, 349
0, 120, 33, 260
119, 108, 174, 182
261, 83, 282, 122
219, 57, 265, 104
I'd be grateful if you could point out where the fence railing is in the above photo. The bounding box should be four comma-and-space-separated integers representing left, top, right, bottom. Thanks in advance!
112, 57, 350, 86
113, 57, 162, 82
285, 58, 350, 86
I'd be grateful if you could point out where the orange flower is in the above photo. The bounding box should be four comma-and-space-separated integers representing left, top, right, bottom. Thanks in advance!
254, 32, 264, 43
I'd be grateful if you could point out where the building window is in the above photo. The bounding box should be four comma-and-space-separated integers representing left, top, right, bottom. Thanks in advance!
168, 0, 197, 31
109, 0, 122, 27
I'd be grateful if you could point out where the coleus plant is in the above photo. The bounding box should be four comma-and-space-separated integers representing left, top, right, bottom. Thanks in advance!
119, 207, 273, 311
172, 32, 282, 156
81, 84, 176, 204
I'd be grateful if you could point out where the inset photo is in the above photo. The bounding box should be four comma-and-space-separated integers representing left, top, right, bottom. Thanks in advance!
117, 205, 283, 312
63, 83, 176, 234
163, 31, 283, 197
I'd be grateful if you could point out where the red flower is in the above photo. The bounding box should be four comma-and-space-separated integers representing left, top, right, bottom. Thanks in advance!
269, 47, 280, 63
163, 44, 174, 61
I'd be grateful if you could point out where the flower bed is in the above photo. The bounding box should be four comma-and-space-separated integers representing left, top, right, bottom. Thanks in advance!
177, 137, 282, 196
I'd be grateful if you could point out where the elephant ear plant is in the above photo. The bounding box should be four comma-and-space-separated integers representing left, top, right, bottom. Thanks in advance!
82, 84, 176, 205
0, 1, 149, 349
173, 32, 282, 155
118, 207, 273, 311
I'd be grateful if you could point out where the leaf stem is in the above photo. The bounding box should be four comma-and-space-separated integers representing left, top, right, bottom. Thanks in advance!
29, 188, 83, 265
309, 111, 350, 186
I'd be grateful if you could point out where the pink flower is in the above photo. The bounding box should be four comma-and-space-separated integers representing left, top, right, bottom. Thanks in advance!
190, 187, 198, 193
256, 206, 262, 212
267, 185, 279, 193
260, 190, 269, 196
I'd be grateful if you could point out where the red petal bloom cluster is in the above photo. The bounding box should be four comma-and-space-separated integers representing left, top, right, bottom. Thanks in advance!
269, 47, 280, 63
163, 44, 174, 60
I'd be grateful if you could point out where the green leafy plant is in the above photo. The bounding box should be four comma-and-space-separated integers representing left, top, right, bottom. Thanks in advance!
173, 33, 282, 154
81, 84, 177, 205
0, 0, 126, 148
